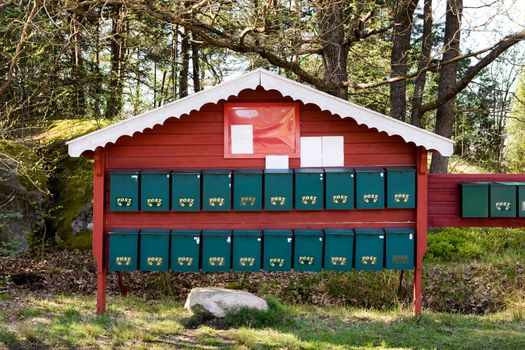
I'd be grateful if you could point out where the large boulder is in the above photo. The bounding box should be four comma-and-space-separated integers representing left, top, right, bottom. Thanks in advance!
184, 287, 268, 318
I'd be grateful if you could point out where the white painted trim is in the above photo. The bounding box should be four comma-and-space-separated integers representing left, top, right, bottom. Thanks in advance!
67, 68, 454, 157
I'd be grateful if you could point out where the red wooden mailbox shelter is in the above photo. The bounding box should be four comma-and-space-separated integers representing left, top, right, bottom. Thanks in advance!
68, 69, 460, 315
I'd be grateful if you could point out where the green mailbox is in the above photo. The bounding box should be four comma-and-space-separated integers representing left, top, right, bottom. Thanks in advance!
202, 230, 231, 272
264, 170, 293, 211
355, 168, 385, 209
386, 168, 416, 209
233, 170, 262, 211
263, 229, 293, 271
232, 230, 262, 272
293, 229, 323, 272
490, 182, 517, 217
171, 170, 201, 211
384, 228, 414, 270
140, 230, 170, 271
171, 230, 201, 272
110, 171, 139, 211
294, 169, 324, 210
324, 229, 354, 271
141, 171, 170, 211
461, 182, 489, 218
519, 183, 525, 218
108, 230, 139, 271
354, 228, 384, 270
202, 170, 231, 211
325, 168, 354, 210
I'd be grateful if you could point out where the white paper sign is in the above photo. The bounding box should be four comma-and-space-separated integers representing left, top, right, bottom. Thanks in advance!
300, 137, 323, 167
265, 155, 289, 169
231, 125, 253, 154
322, 136, 344, 166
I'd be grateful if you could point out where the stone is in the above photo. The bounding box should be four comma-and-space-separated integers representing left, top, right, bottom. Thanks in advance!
184, 287, 268, 318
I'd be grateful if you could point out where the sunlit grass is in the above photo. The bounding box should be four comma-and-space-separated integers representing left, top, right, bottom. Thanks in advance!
0, 291, 524, 349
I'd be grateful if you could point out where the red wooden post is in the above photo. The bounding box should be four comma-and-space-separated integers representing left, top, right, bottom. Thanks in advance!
93, 148, 107, 314
414, 147, 428, 316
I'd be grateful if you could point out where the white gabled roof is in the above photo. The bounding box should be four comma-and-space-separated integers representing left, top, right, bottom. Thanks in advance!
67, 68, 453, 157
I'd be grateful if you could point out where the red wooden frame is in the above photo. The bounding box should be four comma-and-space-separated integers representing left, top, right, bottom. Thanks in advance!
223, 102, 301, 158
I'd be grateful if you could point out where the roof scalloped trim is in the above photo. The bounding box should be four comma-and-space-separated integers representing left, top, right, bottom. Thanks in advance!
67, 68, 454, 157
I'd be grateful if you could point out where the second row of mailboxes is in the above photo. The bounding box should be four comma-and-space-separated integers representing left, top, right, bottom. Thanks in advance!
461, 182, 525, 218
110, 168, 416, 212
108, 228, 414, 272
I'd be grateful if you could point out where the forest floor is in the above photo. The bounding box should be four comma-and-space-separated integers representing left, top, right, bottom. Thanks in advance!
1, 290, 524, 350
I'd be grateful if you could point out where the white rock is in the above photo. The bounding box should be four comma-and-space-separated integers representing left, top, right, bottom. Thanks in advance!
184, 287, 268, 318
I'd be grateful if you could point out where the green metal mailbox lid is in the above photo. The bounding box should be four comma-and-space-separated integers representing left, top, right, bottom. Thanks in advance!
386, 167, 415, 172
109, 229, 139, 235
171, 170, 201, 174
325, 229, 354, 235
265, 169, 293, 174
141, 170, 170, 175
294, 168, 324, 174
172, 229, 201, 236
203, 169, 231, 175
202, 230, 231, 236
384, 228, 414, 235
263, 229, 292, 236
461, 182, 490, 187
324, 168, 354, 173
141, 229, 170, 235
355, 168, 385, 173
233, 230, 262, 236
111, 170, 139, 175
354, 228, 384, 235
233, 169, 263, 175
294, 229, 323, 236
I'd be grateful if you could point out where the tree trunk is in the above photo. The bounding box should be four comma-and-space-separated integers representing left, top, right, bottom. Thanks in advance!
411, 0, 433, 127
390, 0, 418, 121
178, 28, 190, 98
106, 5, 126, 119
192, 33, 201, 92
171, 24, 178, 100
430, 0, 463, 174
319, 1, 348, 100
70, 13, 86, 118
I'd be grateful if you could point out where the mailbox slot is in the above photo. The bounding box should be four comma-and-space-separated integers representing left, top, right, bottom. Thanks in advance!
171, 171, 201, 211
202, 170, 231, 211
108, 230, 139, 271
232, 230, 262, 272
233, 170, 263, 211
293, 229, 323, 271
355, 168, 385, 209
110, 171, 139, 211
202, 230, 231, 272
264, 170, 293, 211
294, 169, 324, 210
325, 168, 354, 210
141, 171, 170, 211
140, 230, 170, 271
324, 229, 354, 271
354, 228, 384, 270
263, 230, 293, 271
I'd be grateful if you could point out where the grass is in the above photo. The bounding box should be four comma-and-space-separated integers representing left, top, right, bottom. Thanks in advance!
0, 291, 523, 349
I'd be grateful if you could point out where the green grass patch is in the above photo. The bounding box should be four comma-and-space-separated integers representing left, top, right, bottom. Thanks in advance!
0, 291, 523, 349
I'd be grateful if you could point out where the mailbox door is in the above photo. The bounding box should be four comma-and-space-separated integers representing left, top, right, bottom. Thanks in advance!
263, 230, 293, 271
171, 230, 201, 272
264, 170, 293, 211
141, 171, 170, 211
232, 230, 262, 272
461, 183, 489, 218
386, 168, 416, 209
294, 170, 324, 210
171, 171, 201, 211
490, 182, 517, 217
325, 169, 354, 210
202, 230, 231, 272
384, 228, 414, 269
324, 229, 354, 271
355, 169, 385, 209
140, 230, 170, 271
110, 172, 139, 211
233, 170, 262, 211
109, 230, 139, 271
519, 183, 525, 218
202, 170, 231, 211
354, 229, 384, 270
293, 230, 323, 271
